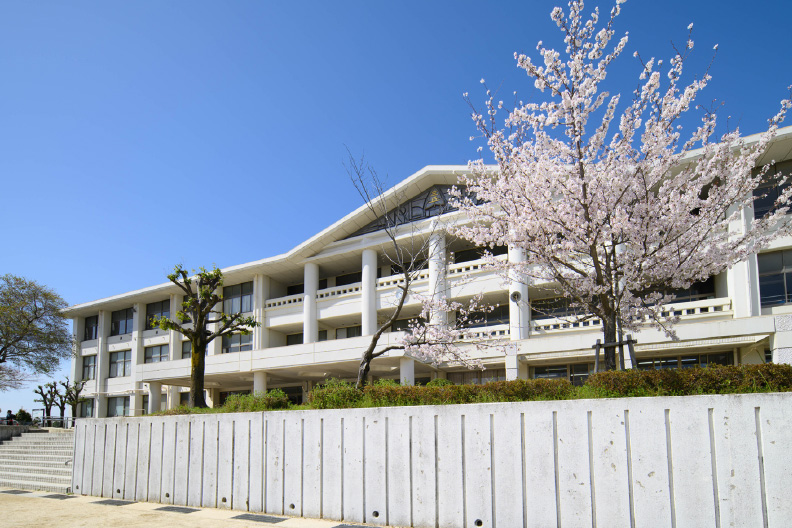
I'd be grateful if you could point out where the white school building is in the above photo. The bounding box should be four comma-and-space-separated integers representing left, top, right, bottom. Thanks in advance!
65, 127, 792, 418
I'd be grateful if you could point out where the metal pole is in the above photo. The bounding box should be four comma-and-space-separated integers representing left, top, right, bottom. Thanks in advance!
593, 339, 601, 373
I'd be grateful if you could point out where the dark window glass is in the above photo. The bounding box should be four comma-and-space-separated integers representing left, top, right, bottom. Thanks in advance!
84, 316, 98, 341
286, 333, 303, 346
318, 330, 328, 342
182, 341, 191, 359
80, 399, 94, 418
391, 259, 428, 276
534, 365, 568, 379
335, 272, 362, 287
453, 245, 508, 264
107, 396, 129, 417
569, 363, 591, 386
287, 283, 304, 296
459, 305, 509, 328
531, 297, 585, 319
110, 308, 134, 336
141, 395, 149, 416
318, 279, 328, 290
81, 355, 96, 380
223, 282, 253, 314
336, 325, 362, 339
753, 160, 792, 219
180, 392, 190, 405
765, 349, 773, 363
144, 344, 169, 363
758, 250, 792, 306
391, 318, 425, 332
109, 350, 131, 377
145, 300, 170, 330
222, 333, 252, 353
670, 277, 716, 303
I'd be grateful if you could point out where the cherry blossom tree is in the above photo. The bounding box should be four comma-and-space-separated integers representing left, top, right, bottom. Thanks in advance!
456, 0, 792, 370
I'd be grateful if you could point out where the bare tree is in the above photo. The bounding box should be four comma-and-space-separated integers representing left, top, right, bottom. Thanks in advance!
61, 377, 86, 420
347, 155, 487, 389
33, 381, 57, 424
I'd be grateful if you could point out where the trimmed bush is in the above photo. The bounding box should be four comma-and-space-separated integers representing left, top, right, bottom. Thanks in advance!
222, 389, 290, 412
308, 379, 363, 409
585, 363, 792, 397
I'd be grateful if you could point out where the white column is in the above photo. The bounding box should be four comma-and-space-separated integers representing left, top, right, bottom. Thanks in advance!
167, 386, 179, 410
400, 356, 415, 386
70, 319, 80, 382
95, 310, 108, 418
428, 230, 448, 326
148, 382, 162, 414
132, 389, 144, 417
505, 354, 529, 380
169, 294, 182, 360
362, 249, 378, 336
253, 371, 268, 394
508, 246, 531, 340
132, 302, 145, 367
303, 262, 319, 343
254, 274, 271, 349
728, 204, 761, 318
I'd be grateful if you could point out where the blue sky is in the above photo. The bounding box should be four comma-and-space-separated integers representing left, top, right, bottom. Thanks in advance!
1, 0, 790, 414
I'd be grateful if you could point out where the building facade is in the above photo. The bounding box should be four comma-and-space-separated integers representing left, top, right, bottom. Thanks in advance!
65, 128, 792, 417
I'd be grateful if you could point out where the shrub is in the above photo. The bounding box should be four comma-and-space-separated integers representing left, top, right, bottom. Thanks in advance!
308, 379, 362, 409
425, 378, 453, 387
222, 389, 290, 412
584, 363, 792, 397
15, 408, 32, 424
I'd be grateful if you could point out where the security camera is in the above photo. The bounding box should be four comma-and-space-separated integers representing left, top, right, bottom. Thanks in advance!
510, 291, 521, 303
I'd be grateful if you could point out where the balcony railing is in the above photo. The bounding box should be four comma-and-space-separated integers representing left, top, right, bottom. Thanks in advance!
532, 297, 732, 335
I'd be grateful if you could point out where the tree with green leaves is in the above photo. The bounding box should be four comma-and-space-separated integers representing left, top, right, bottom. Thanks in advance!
0, 274, 71, 388
154, 265, 259, 408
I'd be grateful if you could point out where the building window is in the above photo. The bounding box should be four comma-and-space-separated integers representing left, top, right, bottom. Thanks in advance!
453, 245, 507, 264
84, 316, 98, 341
222, 333, 252, 353
336, 325, 362, 339
107, 396, 129, 417
223, 282, 253, 314
180, 392, 190, 406
109, 350, 131, 377
145, 300, 170, 330
286, 333, 303, 346
287, 283, 304, 296
335, 272, 362, 287
636, 352, 733, 370
669, 277, 716, 303
533, 363, 593, 387
447, 369, 507, 385
182, 341, 191, 359
110, 308, 134, 336
459, 305, 509, 328
144, 344, 169, 363
531, 297, 587, 320
753, 160, 792, 219
82, 355, 96, 381
758, 250, 792, 306
80, 399, 94, 418
318, 330, 328, 341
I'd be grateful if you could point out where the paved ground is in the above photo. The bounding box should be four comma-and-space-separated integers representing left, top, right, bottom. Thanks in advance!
0, 487, 369, 528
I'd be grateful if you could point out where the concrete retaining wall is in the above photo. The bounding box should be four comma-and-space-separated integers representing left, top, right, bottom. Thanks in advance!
0, 425, 32, 442
72, 393, 792, 527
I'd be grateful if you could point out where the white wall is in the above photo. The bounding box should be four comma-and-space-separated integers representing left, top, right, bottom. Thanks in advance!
72, 393, 792, 527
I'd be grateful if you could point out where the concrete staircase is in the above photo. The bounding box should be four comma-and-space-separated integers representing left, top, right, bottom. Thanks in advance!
0, 428, 74, 493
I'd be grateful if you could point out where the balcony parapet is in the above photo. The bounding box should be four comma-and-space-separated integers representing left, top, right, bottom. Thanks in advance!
317, 283, 361, 300
265, 294, 303, 309
531, 297, 733, 335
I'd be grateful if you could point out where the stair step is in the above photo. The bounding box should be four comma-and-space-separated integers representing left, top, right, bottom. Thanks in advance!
0, 470, 71, 483
0, 478, 70, 493
0, 466, 72, 477
0, 459, 73, 470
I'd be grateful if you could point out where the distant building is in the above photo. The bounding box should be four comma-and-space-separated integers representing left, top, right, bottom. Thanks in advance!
65, 127, 792, 417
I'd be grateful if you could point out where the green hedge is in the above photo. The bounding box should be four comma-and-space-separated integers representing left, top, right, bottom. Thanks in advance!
308, 364, 792, 409
585, 363, 792, 397
160, 364, 792, 415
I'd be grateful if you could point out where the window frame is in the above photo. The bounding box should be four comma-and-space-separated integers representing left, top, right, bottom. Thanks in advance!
144, 344, 169, 363
110, 308, 134, 336
223, 282, 254, 314
82, 355, 96, 381
108, 350, 131, 377
145, 300, 170, 330
84, 316, 99, 341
